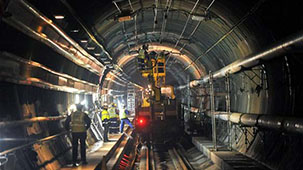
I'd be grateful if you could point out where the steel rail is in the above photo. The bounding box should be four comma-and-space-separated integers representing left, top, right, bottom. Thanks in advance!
176, 144, 195, 170
95, 127, 134, 170
168, 148, 188, 170
177, 31, 303, 89
139, 145, 149, 170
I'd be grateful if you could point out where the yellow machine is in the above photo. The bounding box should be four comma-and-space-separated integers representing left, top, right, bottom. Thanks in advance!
136, 48, 179, 144
141, 52, 166, 87
138, 49, 176, 120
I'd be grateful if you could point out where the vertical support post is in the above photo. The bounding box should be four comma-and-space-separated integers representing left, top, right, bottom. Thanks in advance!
209, 71, 217, 151
187, 75, 191, 117
225, 73, 232, 150
183, 75, 191, 133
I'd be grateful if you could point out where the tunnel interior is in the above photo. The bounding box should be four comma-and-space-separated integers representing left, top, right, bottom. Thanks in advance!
1, 0, 303, 169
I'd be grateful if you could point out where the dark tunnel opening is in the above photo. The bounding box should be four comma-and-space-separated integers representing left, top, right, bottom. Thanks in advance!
1, 0, 303, 169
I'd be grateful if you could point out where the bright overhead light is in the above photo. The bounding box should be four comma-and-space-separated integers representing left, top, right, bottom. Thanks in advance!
71, 29, 79, 33
80, 39, 88, 43
94, 53, 101, 56
104, 61, 111, 64
54, 15, 65, 20
87, 46, 95, 50
191, 15, 206, 21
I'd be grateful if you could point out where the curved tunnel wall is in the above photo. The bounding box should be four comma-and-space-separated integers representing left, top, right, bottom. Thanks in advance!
1, 0, 303, 169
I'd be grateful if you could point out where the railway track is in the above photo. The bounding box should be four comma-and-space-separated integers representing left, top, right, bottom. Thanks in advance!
96, 130, 214, 170
135, 142, 212, 170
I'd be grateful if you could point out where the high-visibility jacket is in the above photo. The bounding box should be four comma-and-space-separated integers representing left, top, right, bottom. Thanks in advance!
108, 107, 118, 118
119, 109, 128, 119
138, 49, 145, 59
101, 110, 110, 121
71, 111, 87, 132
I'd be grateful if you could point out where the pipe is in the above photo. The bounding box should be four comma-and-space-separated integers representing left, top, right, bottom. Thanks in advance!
0, 116, 66, 128
177, 31, 303, 89
215, 112, 303, 134
183, 103, 303, 134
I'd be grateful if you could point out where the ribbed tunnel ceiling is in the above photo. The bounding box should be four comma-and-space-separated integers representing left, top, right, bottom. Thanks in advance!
82, 0, 268, 88
25, 0, 276, 90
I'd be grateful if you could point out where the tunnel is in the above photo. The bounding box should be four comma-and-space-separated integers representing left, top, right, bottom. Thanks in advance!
1, 0, 303, 169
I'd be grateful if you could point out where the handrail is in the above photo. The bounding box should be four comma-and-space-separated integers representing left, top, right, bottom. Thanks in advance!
0, 116, 66, 128
0, 131, 69, 156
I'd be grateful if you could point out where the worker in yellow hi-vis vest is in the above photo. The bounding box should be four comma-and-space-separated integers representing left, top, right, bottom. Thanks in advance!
137, 47, 146, 70
65, 104, 91, 166
108, 103, 119, 134
101, 105, 110, 142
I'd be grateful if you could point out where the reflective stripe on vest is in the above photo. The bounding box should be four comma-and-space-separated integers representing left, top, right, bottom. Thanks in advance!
71, 111, 86, 132
119, 109, 127, 119
108, 107, 118, 118
101, 110, 110, 121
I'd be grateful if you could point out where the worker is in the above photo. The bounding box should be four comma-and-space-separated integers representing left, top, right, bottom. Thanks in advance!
101, 105, 110, 142
119, 105, 134, 133
65, 104, 91, 166
108, 103, 119, 134
137, 47, 146, 70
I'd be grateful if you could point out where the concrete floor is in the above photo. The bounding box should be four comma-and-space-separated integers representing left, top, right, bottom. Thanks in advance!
61, 133, 122, 170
